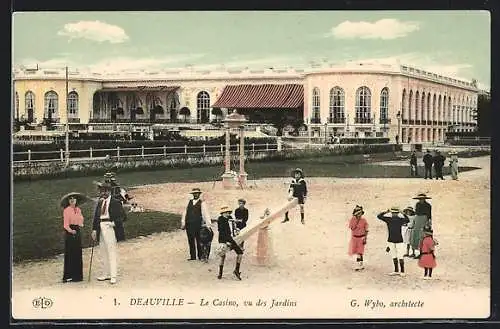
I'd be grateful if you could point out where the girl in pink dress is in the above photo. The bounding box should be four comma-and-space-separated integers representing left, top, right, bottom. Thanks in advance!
418, 226, 438, 279
62, 195, 85, 282
348, 205, 369, 271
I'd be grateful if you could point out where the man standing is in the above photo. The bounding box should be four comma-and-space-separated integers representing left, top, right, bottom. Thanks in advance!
233, 198, 249, 248
377, 207, 410, 276
423, 150, 434, 179
181, 188, 211, 261
433, 150, 446, 180
410, 150, 418, 177
91, 182, 127, 284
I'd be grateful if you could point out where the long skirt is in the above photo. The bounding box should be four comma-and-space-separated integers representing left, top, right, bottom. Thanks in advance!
402, 226, 411, 245
348, 236, 365, 256
451, 162, 459, 180
63, 225, 83, 281
410, 215, 428, 250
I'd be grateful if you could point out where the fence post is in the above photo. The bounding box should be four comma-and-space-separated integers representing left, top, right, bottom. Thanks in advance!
184, 145, 188, 154
60, 149, 64, 162
89, 147, 93, 159
28, 149, 31, 165
252, 143, 255, 153
117, 146, 120, 160
141, 146, 145, 158
203, 144, 206, 154
163, 145, 166, 156
236, 144, 239, 153
266, 143, 269, 151
220, 144, 223, 153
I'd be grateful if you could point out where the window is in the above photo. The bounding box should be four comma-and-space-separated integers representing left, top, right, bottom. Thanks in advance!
437, 95, 442, 122
355, 86, 371, 123
401, 89, 407, 120
408, 90, 413, 120
68, 91, 78, 117
196, 91, 210, 123
380, 88, 389, 122
44, 91, 58, 118
312, 88, 320, 123
329, 87, 344, 123
25, 91, 35, 114
432, 94, 437, 121
427, 94, 431, 123
420, 92, 425, 121
15, 92, 19, 119
415, 91, 420, 122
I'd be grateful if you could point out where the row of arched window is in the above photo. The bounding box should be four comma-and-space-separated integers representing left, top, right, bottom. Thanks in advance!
311, 86, 476, 125
16, 90, 212, 122
401, 89, 476, 124
17, 91, 79, 119
311, 87, 389, 124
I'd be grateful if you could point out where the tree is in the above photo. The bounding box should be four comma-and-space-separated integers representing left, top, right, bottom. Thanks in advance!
476, 92, 491, 136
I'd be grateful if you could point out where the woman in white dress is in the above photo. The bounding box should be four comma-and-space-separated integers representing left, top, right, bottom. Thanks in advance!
402, 206, 416, 258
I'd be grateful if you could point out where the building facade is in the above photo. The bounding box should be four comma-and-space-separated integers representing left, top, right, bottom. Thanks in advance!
13, 62, 478, 142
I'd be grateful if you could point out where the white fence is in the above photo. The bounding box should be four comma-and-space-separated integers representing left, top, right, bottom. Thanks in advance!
13, 143, 283, 165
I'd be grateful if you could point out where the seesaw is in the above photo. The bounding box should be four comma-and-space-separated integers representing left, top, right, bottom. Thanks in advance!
218, 198, 299, 265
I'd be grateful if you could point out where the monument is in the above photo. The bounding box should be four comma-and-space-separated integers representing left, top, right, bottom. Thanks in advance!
221, 110, 248, 189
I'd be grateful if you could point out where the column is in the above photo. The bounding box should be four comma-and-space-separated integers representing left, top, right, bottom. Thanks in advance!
238, 125, 247, 186
253, 226, 273, 266
225, 126, 231, 173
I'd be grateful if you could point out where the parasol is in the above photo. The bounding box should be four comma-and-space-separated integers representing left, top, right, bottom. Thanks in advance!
60, 192, 91, 208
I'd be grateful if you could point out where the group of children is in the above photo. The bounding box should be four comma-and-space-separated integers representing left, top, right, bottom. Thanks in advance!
348, 193, 438, 279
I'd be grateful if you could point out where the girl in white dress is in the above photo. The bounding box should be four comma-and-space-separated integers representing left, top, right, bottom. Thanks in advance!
402, 206, 416, 257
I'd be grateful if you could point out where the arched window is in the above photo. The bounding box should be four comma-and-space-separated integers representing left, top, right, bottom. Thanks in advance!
169, 92, 179, 122
408, 90, 413, 121
421, 92, 425, 122
355, 86, 371, 123
437, 95, 442, 123
415, 91, 420, 122
426, 93, 431, 123
442, 96, 447, 123
44, 91, 59, 119
68, 91, 79, 118
15, 92, 19, 119
432, 94, 437, 121
329, 87, 344, 123
401, 89, 407, 120
196, 91, 210, 123
448, 96, 452, 123
380, 88, 389, 123
312, 88, 321, 123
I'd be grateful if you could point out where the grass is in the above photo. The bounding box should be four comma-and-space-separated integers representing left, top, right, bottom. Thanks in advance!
13, 152, 480, 263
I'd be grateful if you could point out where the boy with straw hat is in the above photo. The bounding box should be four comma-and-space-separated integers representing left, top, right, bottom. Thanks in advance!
377, 206, 410, 276
348, 205, 369, 271
216, 206, 244, 280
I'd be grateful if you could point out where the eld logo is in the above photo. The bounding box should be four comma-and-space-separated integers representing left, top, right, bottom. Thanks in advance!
32, 297, 53, 309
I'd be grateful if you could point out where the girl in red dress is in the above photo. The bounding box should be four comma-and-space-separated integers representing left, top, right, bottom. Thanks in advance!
348, 205, 369, 271
418, 226, 438, 279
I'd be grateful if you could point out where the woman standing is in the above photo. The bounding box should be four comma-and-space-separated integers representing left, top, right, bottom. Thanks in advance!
410, 193, 432, 257
348, 205, 369, 271
61, 193, 85, 283
402, 206, 416, 258
449, 151, 459, 180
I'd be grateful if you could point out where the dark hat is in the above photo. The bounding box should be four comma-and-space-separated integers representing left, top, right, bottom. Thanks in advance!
292, 168, 304, 177
352, 205, 364, 216
60, 192, 90, 208
238, 198, 246, 204
413, 193, 431, 200
423, 226, 433, 234
426, 149, 431, 153
190, 187, 202, 194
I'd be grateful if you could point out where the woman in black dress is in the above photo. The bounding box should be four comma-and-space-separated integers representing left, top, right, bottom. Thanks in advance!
61, 193, 85, 283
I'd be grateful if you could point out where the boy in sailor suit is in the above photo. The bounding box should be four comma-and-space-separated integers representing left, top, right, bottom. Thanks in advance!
282, 168, 308, 225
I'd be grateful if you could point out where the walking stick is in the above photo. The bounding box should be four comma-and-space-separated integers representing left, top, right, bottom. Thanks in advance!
88, 236, 95, 282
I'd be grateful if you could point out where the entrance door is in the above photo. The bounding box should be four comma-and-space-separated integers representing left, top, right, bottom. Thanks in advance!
27, 109, 34, 123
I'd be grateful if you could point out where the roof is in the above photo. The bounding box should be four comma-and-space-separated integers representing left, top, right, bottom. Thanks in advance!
213, 84, 304, 109
100, 86, 180, 92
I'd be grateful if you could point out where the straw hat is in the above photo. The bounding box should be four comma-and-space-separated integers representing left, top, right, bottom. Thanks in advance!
390, 206, 400, 213
403, 206, 416, 215
220, 206, 231, 214
190, 187, 203, 194
412, 193, 432, 200
60, 192, 90, 208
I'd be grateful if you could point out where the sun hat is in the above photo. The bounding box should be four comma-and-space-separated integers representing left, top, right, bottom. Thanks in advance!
60, 192, 90, 208
412, 193, 432, 200
220, 206, 232, 214
190, 187, 203, 194
390, 206, 400, 213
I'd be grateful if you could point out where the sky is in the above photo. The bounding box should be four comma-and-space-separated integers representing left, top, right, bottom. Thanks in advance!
12, 11, 491, 90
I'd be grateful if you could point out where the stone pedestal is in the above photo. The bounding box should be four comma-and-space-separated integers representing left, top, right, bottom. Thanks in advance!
253, 226, 273, 266
222, 172, 237, 189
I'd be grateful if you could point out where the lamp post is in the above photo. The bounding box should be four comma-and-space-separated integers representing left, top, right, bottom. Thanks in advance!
65, 66, 70, 167
396, 110, 401, 145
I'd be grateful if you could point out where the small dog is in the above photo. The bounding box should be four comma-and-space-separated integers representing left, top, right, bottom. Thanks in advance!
199, 225, 214, 262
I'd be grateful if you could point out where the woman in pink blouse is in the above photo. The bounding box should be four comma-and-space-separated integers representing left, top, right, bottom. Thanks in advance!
62, 195, 84, 282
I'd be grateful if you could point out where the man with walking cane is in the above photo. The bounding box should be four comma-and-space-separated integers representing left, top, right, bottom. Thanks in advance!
91, 182, 127, 284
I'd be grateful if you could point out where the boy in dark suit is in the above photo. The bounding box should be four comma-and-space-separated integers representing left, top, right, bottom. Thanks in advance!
282, 168, 308, 225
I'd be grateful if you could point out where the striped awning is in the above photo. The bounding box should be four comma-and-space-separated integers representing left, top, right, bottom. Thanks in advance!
100, 86, 180, 92
213, 84, 304, 109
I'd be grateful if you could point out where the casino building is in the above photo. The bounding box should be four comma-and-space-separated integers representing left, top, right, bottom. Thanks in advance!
12, 62, 478, 142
